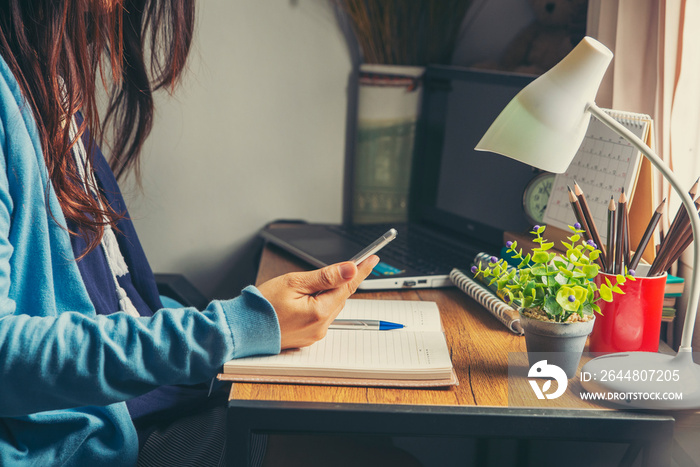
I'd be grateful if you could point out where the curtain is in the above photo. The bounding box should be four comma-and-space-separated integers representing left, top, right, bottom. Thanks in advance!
587, 0, 700, 350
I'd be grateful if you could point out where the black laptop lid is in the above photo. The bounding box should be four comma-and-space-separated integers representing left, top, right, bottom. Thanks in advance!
409, 66, 539, 247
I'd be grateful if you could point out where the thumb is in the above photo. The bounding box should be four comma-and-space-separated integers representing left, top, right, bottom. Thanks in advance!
298, 262, 357, 294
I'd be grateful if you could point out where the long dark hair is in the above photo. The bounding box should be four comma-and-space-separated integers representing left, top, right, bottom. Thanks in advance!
0, 0, 195, 254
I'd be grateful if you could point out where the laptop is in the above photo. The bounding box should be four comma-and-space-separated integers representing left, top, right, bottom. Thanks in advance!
261, 66, 540, 290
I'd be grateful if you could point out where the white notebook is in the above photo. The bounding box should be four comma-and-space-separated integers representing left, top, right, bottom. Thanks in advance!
222, 299, 455, 385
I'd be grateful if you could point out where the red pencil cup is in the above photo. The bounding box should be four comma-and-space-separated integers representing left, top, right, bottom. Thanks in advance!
589, 272, 667, 353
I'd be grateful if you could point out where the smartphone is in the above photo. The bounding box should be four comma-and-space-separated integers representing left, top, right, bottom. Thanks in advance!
349, 228, 397, 265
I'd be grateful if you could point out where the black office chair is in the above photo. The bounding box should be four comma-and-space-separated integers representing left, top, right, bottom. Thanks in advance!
154, 273, 209, 310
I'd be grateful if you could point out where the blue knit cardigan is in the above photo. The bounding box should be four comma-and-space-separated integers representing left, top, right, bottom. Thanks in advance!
0, 56, 281, 465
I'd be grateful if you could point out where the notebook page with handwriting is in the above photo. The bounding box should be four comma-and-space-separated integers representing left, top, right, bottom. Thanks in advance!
222, 299, 453, 382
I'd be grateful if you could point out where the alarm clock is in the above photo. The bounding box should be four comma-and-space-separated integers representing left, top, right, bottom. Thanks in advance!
522, 172, 555, 225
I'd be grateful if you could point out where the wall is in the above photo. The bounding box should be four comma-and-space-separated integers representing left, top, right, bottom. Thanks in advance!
121, 0, 532, 300
121, 1, 353, 298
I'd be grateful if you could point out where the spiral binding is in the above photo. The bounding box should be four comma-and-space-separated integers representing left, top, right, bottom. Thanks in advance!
449, 268, 523, 335
602, 108, 651, 129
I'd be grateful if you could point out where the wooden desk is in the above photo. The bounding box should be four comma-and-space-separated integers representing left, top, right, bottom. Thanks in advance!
227, 243, 676, 466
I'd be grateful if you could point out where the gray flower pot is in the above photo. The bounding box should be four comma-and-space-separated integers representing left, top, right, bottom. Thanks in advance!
520, 313, 595, 379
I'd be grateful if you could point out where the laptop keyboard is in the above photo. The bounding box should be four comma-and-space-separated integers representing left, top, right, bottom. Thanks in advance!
328, 225, 477, 274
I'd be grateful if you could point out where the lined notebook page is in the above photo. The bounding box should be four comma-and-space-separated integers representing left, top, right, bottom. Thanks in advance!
336, 299, 443, 331
223, 300, 452, 380
542, 109, 651, 243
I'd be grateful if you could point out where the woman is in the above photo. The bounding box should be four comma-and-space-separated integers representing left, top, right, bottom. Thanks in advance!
0, 1, 377, 465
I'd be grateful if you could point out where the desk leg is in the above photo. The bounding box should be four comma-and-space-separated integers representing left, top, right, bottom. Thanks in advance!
227, 406, 251, 467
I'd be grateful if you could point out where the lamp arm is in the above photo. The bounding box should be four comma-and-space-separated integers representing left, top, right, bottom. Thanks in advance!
587, 102, 699, 352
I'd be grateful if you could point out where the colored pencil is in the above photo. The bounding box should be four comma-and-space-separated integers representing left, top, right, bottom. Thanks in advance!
690, 177, 700, 199
615, 190, 627, 274
649, 213, 684, 276
574, 181, 606, 268
606, 196, 616, 274
567, 186, 590, 241
657, 197, 700, 273
623, 198, 631, 268
649, 179, 699, 275
628, 198, 665, 271
568, 187, 603, 268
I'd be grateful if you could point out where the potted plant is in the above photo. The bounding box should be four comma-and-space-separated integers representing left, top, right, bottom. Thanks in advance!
473, 224, 634, 378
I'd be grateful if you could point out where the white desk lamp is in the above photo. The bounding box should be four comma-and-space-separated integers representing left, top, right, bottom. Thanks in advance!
476, 36, 700, 410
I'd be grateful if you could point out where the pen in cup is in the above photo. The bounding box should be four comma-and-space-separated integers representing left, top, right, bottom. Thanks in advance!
329, 319, 404, 331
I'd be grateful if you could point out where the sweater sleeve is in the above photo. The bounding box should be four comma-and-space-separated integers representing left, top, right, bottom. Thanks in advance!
0, 99, 281, 417
0, 288, 281, 418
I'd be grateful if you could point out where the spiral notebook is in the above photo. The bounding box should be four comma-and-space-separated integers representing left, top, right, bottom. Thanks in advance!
542, 109, 656, 264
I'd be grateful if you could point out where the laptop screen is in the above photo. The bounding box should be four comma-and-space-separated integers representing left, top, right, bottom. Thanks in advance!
410, 66, 541, 247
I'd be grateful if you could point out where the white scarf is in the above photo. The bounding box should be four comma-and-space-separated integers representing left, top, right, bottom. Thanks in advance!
68, 118, 140, 317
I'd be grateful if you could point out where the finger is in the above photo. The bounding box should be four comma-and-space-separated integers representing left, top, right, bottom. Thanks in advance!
319, 255, 379, 304
352, 255, 380, 289
290, 262, 358, 294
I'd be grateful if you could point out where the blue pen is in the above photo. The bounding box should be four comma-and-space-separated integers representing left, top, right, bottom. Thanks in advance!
329, 319, 404, 331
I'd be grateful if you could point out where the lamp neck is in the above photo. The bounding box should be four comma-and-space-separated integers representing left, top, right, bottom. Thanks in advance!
587, 102, 700, 351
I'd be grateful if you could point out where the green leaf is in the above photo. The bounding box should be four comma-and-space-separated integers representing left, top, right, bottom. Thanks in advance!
532, 251, 550, 264
582, 302, 593, 316
518, 253, 531, 269
544, 295, 563, 317
557, 267, 573, 278
589, 250, 600, 261
524, 281, 536, 297
599, 284, 613, 301
556, 285, 587, 312
582, 264, 599, 279
570, 234, 581, 243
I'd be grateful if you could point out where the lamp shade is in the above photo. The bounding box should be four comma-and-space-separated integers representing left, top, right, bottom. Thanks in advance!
475, 37, 614, 173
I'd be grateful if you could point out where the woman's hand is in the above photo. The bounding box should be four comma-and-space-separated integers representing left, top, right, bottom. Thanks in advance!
257, 255, 379, 349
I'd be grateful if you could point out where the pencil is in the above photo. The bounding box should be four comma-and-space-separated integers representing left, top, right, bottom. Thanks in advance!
574, 181, 606, 269
628, 198, 665, 271
606, 196, 616, 273
568, 187, 604, 269
690, 177, 699, 199
649, 215, 683, 276
623, 197, 631, 268
657, 197, 700, 273
567, 186, 590, 241
615, 190, 627, 274
649, 181, 699, 275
